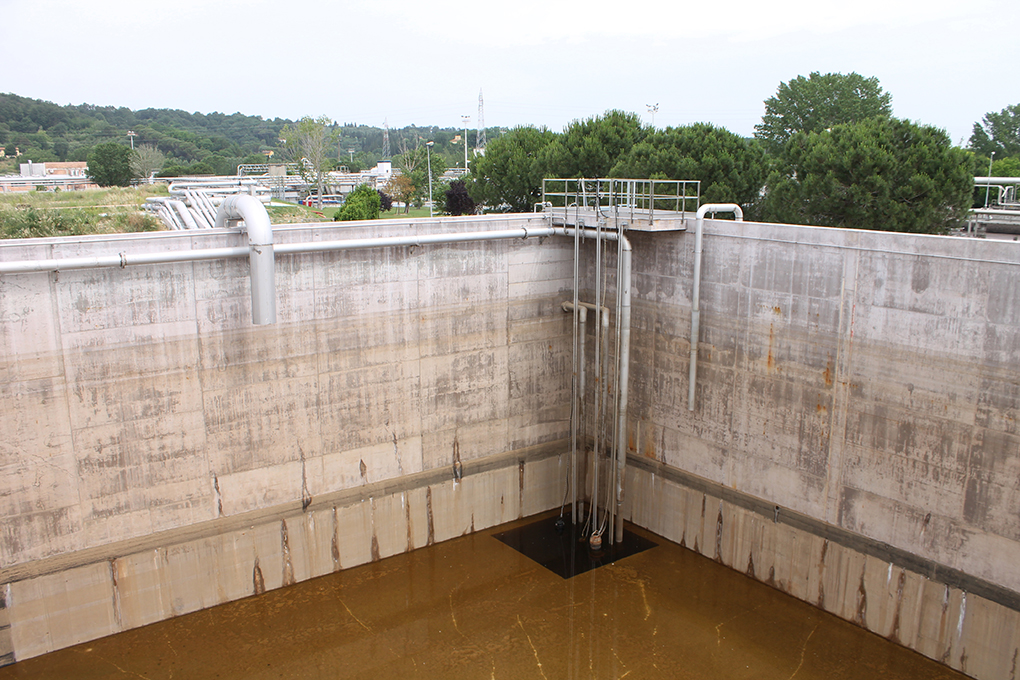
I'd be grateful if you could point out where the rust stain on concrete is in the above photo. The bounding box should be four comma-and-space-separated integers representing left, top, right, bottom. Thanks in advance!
281, 520, 295, 587
252, 557, 265, 596
767, 324, 776, 372
425, 487, 435, 546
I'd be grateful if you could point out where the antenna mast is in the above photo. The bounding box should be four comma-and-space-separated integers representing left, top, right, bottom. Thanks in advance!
382, 119, 390, 159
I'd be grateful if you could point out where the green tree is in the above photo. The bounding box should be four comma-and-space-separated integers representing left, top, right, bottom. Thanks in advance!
762, 117, 972, 234
540, 110, 646, 178
280, 115, 337, 209
53, 139, 69, 160
468, 126, 555, 212
385, 174, 417, 214
992, 156, 1020, 177
395, 140, 446, 208
333, 183, 381, 221
87, 142, 133, 186
755, 72, 893, 153
131, 144, 166, 182
610, 123, 768, 214
968, 104, 1020, 158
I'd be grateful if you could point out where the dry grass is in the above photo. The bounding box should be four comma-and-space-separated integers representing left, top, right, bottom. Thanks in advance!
0, 185, 167, 238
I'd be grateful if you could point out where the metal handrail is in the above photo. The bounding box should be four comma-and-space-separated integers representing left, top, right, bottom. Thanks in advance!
540, 178, 700, 226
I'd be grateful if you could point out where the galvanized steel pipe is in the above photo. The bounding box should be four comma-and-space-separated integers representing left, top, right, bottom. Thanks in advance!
689, 204, 743, 411
215, 194, 276, 325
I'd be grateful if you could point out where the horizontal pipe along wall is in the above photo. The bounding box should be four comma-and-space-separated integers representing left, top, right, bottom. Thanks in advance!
0, 215, 572, 662
618, 220, 1020, 680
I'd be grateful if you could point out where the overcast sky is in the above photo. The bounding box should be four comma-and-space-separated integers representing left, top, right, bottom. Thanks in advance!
5, 0, 1016, 145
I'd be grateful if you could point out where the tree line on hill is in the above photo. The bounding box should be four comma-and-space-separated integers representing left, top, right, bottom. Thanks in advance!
3, 74, 1018, 233
467, 73, 1019, 234
0, 92, 497, 179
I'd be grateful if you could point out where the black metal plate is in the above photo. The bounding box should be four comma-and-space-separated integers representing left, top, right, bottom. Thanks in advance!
492, 514, 657, 579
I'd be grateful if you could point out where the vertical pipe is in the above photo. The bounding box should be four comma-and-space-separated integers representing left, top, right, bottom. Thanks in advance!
571, 225, 581, 525
591, 201, 602, 535
688, 204, 743, 410
614, 240, 632, 544
215, 194, 277, 326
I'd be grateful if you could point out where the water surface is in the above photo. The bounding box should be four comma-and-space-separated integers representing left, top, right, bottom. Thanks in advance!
0, 512, 964, 679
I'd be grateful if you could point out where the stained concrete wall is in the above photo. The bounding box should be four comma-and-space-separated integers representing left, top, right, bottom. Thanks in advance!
3, 214, 1020, 676
618, 220, 1020, 678
0, 215, 573, 661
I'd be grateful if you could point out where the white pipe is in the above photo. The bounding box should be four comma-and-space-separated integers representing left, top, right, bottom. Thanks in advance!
614, 244, 632, 543
157, 204, 183, 231
198, 192, 219, 225
0, 246, 249, 274
562, 301, 586, 524
185, 190, 216, 228
216, 195, 276, 325
169, 200, 199, 231
0, 227, 560, 275
688, 203, 743, 411
974, 177, 1020, 184
274, 228, 557, 255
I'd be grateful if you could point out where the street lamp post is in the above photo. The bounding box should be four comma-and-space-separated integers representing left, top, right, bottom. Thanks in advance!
985, 151, 996, 208
426, 141, 434, 218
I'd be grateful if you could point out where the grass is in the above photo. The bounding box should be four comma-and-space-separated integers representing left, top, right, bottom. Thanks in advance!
266, 203, 437, 223
381, 206, 433, 219
0, 185, 167, 239
0, 188, 446, 239
265, 202, 334, 224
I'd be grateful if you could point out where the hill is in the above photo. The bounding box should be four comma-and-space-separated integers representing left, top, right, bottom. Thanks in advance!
0, 93, 502, 177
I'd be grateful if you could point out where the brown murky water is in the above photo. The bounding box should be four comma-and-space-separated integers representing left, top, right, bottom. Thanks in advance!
1, 512, 964, 679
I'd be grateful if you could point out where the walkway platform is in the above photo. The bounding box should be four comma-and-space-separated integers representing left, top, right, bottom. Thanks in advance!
540, 178, 699, 233
542, 205, 692, 232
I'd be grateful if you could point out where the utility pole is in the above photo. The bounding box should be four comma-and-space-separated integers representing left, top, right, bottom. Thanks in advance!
426, 141, 435, 217
127, 130, 137, 150
462, 115, 471, 169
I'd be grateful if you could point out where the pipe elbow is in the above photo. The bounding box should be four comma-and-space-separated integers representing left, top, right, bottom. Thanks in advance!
696, 203, 744, 221
216, 194, 274, 245
561, 301, 588, 323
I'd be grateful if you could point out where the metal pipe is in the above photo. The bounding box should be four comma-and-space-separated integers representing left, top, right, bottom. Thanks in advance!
169, 200, 199, 231
562, 301, 586, 525
973, 176, 1020, 184
571, 218, 580, 526
0, 227, 563, 275
216, 194, 276, 325
688, 203, 743, 411
614, 243, 632, 543
0, 246, 249, 274
157, 203, 183, 231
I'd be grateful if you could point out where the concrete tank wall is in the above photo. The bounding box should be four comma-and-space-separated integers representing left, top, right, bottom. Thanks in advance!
3, 214, 1020, 677
618, 220, 1020, 679
0, 215, 573, 662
